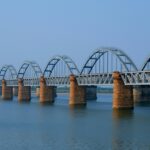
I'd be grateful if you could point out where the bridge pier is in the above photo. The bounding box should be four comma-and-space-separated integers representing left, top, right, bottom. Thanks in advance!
113, 72, 133, 109
133, 86, 142, 102
36, 87, 40, 97
39, 76, 55, 103
13, 87, 18, 96
69, 75, 86, 105
0, 86, 2, 96
133, 85, 150, 102
18, 79, 31, 102
85, 86, 97, 100
2, 80, 13, 100
54, 86, 57, 97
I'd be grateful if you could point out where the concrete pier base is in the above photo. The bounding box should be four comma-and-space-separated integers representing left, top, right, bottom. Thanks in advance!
36, 87, 40, 97
13, 87, 18, 96
54, 86, 57, 97
85, 86, 97, 100
0, 86, 2, 95
18, 79, 31, 102
2, 80, 13, 100
69, 75, 86, 105
133, 85, 150, 102
40, 76, 55, 103
113, 72, 133, 109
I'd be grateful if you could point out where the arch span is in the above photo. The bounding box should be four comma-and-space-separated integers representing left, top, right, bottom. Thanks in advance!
0, 65, 17, 80
141, 56, 150, 71
17, 61, 42, 79
44, 55, 79, 77
80, 47, 138, 74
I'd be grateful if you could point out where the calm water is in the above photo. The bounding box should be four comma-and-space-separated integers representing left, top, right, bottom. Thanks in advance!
0, 94, 150, 150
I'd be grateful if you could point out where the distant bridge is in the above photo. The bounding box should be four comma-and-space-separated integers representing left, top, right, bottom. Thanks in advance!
0, 47, 150, 109
0, 47, 150, 86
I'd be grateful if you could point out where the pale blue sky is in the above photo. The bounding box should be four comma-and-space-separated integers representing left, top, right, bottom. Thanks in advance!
0, 0, 150, 71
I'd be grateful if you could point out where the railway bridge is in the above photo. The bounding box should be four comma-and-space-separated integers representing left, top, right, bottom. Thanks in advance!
1, 47, 150, 109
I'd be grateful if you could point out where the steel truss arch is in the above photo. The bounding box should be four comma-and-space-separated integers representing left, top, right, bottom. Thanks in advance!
141, 56, 150, 71
17, 61, 42, 79
0, 65, 17, 80
80, 47, 138, 74
44, 55, 79, 77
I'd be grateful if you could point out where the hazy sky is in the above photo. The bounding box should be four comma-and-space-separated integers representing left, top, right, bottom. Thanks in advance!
0, 0, 150, 71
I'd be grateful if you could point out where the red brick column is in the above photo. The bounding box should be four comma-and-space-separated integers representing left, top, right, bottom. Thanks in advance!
2, 80, 13, 100
113, 72, 133, 109
40, 76, 55, 103
69, 75, 86, 105
18, 79, 31, 102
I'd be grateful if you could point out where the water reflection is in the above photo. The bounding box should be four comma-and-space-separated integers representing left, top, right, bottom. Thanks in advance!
112, 109, 134, 120
39, 102, 54, 106
0, 95, 150, 149
112, 109, 134, 150
135, 101, 150, 107
18, 101, 30, 104
69, 104, 87, 118
69, 104, 86, 110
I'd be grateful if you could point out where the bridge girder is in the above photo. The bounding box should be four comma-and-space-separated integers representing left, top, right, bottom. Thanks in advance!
17, 61, 42, 79
81, 47, 138, 75
44, 55, 79, 77
141, 56, 150, 71
0, 65, 17, 80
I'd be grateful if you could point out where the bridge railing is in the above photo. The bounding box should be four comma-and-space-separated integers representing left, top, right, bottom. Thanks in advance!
45, 77, 70, 86
4, 78, 40, 87
2, 71, 150, 87
2, 77, 70, 87
5, 79, 18, 87
121, 71, 150, 85
23, 78, 40, 87
77, 73, 113, 85
1, 74, 114, 87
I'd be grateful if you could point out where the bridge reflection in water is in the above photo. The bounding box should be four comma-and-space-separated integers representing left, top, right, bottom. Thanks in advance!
0, 47, 150, 109
112, 109, 134, 150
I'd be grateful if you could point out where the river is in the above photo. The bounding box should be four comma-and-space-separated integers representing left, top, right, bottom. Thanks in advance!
0, 94, 150, 150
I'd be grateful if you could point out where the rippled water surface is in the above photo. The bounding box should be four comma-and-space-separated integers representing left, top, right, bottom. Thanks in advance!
0, 94, 150, 150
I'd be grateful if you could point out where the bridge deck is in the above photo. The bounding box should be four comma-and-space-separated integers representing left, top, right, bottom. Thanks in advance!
1, 71, 150, 87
